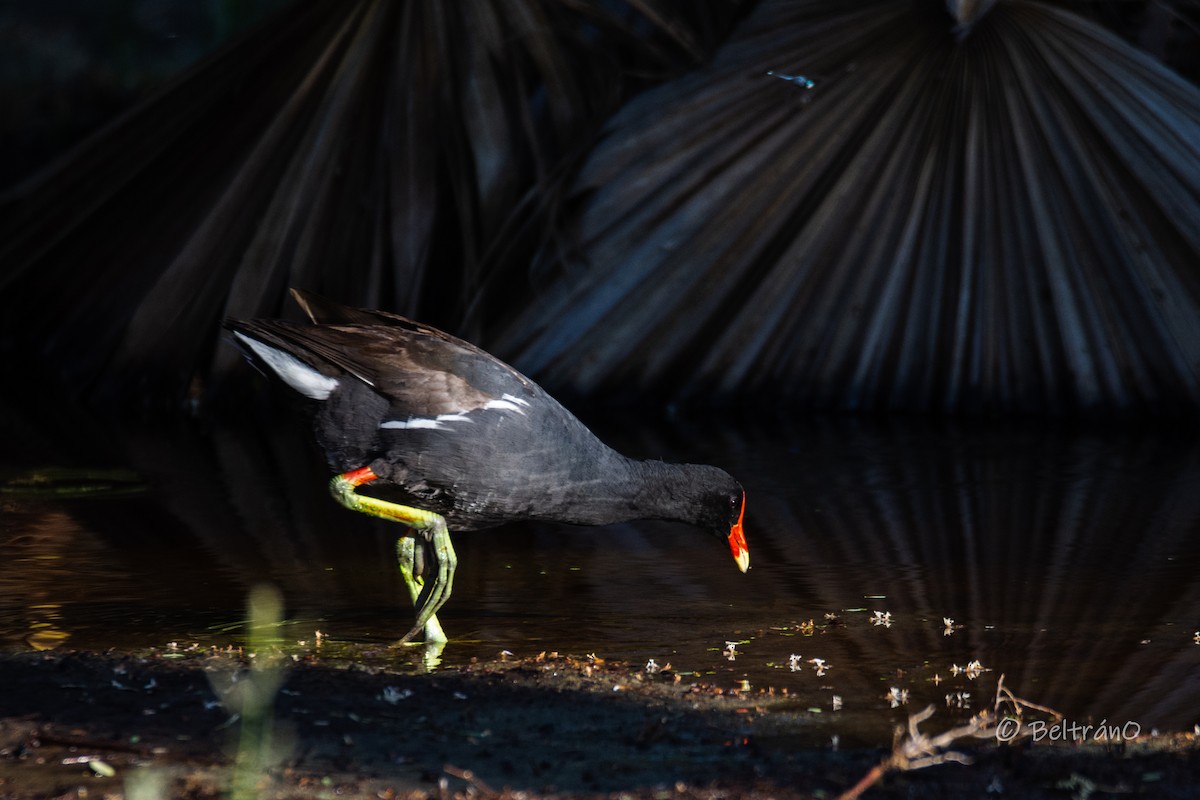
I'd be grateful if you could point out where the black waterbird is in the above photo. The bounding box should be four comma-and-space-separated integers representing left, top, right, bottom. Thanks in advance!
226, 289, 749, 643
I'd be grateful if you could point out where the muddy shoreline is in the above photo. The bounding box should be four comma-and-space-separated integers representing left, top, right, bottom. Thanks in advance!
1, 645, 1197, 799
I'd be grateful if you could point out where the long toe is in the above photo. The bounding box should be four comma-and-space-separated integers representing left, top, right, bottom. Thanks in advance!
397, 622, 426, 645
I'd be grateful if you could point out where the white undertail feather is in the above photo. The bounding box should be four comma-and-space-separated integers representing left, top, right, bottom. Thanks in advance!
235, 332, 339, 400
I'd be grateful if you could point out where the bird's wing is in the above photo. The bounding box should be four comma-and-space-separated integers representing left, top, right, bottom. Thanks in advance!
237, 317, 537, 421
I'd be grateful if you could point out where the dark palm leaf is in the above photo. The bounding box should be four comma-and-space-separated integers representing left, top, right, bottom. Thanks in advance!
0, 0, 739, 410
493, 0, 1200, 415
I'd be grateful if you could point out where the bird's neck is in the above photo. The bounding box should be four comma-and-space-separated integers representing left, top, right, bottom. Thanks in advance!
619, 458, 717, 528
545, 453, 722, 529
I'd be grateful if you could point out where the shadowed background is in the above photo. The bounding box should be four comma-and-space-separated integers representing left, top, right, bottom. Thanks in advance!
2, 0, 1199, 417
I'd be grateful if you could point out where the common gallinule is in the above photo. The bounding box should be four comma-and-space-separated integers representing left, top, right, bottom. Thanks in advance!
227, 289, 749, 643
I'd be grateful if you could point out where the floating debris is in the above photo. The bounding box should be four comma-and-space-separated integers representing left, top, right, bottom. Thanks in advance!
766, 70, 815, 90
788, 654, 804, 672
946, 691, 972, 709
948, 661, 985, 679
1, 467, 145, 498
380, 686, 412, 704
870, 611, 893, 628
810, 657, 830, 677
887, 687, 910, 708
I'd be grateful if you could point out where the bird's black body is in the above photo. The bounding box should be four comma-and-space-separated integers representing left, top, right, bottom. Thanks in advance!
226, 290, 749, 642
230, 291, 744, 535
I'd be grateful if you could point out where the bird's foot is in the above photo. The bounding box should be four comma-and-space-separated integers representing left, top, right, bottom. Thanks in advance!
396, 536, 448, 644
397, 519, 456, 643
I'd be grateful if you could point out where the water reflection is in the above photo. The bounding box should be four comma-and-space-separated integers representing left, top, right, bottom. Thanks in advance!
3, 406, 1199, 743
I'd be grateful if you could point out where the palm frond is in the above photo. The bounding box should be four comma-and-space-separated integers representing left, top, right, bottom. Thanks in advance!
494, 0, 1200, 414
0, 0, 738, 409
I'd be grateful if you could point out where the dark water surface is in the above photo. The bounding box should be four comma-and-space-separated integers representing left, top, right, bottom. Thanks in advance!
4, 405, 1199, 746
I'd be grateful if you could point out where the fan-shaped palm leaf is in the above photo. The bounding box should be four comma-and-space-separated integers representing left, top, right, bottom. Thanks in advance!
0, 0, 735, 408
495, 0, 1200, 414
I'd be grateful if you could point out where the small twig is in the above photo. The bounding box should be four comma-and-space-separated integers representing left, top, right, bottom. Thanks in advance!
444, 764, 498, 796
839, 706, 992, 800
995, 673, 1063, 720
838, 675, 1062, 800
838, 764, 888, 800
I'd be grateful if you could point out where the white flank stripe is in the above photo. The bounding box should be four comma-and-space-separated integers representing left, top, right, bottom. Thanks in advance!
381, 412, 473, 430
381, 418, 444, 430
381, 394, 527, 430
485, 393, 530, 414
483, 399, 523, 413
237, 333, 339, 400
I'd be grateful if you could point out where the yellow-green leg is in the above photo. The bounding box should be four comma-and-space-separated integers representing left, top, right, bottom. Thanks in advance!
330, 467, 457, 644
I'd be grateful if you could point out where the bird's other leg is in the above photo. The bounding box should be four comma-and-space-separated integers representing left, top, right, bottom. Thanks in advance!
403, 515, 456, 644
396, 535, 447, 643
330, 466, 456, 644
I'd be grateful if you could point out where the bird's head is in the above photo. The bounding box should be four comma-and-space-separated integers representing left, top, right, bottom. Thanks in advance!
691, 470, 749, 573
